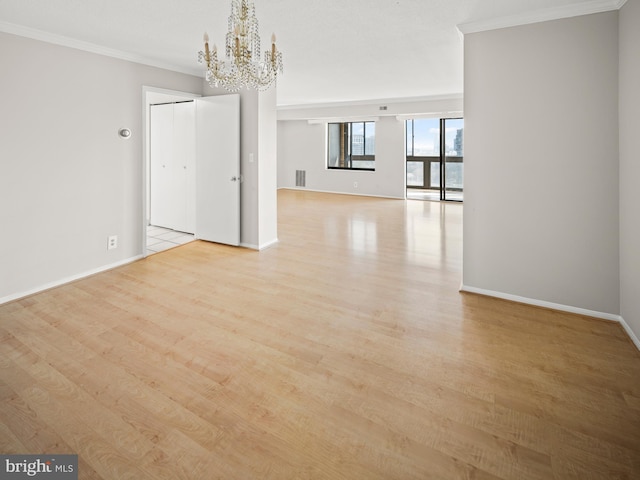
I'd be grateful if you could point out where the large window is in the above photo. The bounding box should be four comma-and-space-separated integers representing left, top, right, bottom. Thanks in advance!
406, 117, 463, 201
327, 121, 375, 170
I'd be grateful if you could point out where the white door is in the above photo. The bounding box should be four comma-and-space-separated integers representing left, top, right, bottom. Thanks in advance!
172, 102, 196, 233
195, 95, 241, 246
149, 104, 175, 229
149, 102, 196, 233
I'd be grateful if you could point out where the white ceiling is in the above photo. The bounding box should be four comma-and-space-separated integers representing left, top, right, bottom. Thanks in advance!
0, 0, 623, 106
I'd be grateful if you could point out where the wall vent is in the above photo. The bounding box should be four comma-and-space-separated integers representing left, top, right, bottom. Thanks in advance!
295, 170, 306, 187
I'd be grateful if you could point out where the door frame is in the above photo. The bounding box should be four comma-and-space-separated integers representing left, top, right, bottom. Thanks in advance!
142, 86, 201, 257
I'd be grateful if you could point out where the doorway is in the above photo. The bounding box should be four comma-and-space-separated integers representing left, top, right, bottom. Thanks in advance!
142, 87, 242, 256
143, 87, 200, 256
149, 101, 196, 233
406, 117, 464, 202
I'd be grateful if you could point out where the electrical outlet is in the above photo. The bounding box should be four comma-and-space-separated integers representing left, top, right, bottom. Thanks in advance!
107, 235, 118, 250
353, 181, 358, 188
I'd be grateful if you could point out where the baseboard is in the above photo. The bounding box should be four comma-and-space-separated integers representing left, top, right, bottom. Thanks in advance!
459, 284, 639, 351
619, 315, 640, 351
0, 255, 144, 306
258, 238, 279, 250
459, 284, 621, 321
277, 187, 405, 200
239, 239, 279, 251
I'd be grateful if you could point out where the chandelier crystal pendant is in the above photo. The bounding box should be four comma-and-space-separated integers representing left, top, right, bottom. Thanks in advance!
198, 0, 283, 91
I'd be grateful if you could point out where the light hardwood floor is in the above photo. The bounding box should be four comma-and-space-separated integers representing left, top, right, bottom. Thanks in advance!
1, 189, 639, 479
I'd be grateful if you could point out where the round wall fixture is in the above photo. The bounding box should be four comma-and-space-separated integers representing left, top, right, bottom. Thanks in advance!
118, 128, 132, 139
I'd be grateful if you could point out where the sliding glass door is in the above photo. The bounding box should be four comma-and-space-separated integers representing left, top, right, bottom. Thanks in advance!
442, 118, 464, 201
406, 117, 464, 202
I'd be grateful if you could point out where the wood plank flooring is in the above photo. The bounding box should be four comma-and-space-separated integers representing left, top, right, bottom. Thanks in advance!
1, 189, 639, 479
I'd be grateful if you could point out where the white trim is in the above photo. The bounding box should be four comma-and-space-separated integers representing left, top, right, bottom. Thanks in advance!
396, 112, 464, 121
278, 187, 404, 200
459, 285, 640, 351
258, 238, 279, 250
304, 112, 466, 124
0, 255, 144, 306
277, 93, 464, 111
0, 21, 202, 77
619, 316, 640, 351
308, 117, 380, 125
457, 0, 623, 35
459, 284, 621, 321
199, 241, 259, 250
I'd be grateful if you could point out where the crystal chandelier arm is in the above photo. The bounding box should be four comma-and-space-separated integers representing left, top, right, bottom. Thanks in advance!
203, 33, 211, 68
271, 33, 276, 64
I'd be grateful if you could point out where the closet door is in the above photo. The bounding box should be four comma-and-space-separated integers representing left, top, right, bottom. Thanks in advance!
149, 102, 196, 233
150, 103, 175, 229
172, 102, 196, 233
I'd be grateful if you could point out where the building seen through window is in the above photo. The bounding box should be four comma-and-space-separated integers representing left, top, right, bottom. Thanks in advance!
406, 117, 464, 201
327, 121, 375, 170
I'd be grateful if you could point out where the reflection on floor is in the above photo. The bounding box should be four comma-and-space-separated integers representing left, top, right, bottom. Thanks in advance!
407, 189, 463, 202
146, 225, 194, 254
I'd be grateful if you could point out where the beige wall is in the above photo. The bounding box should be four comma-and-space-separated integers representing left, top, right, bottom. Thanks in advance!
619, 0, 640, 346
0, 32, 202, 301
462, 12, 621, 317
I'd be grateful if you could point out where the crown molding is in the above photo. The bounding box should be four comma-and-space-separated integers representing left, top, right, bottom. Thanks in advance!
457, 0, 624, 35
0, 21, 203, 78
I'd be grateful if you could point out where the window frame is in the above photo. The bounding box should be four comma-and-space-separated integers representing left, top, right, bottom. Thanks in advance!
405, 117, 464, 198
327, 121, 376, 171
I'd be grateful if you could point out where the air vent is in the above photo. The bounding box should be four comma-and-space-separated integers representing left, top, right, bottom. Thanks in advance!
295, 170, 306, 187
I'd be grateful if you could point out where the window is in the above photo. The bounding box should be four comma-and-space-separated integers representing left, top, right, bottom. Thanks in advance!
327, 121, 375, 170
406, 117, 464, 201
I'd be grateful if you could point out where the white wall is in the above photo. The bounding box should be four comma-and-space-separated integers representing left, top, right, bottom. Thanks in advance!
277, 96, 463, 199
258, 86, 278, 248
277, 117, 406, 198
0, 32, 203, 302
462, 12, 620, 316
619, 0, 640, 345
277, 95, 463, 122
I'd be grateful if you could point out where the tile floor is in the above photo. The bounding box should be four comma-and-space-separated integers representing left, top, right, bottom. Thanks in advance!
146, 225, 195, 254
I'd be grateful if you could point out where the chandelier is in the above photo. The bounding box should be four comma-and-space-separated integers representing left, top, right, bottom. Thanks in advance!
198, 0, 283, 91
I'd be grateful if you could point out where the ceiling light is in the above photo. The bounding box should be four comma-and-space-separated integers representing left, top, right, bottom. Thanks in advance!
198, 0, 283, 91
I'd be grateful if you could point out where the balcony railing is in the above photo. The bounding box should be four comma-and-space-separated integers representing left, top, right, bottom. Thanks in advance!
407, 156, 463, 191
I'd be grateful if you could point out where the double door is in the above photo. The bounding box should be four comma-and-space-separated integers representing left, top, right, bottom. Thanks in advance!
150, 101, 196, 233
149, 95, 240, 246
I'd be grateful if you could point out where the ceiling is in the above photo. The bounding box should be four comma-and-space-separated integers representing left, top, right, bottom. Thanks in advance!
0, 0, 620, 106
